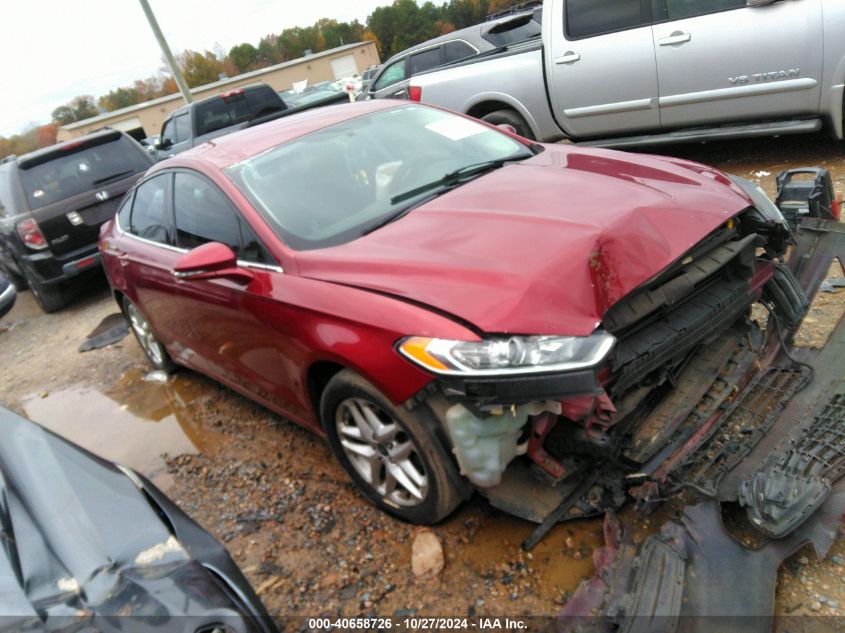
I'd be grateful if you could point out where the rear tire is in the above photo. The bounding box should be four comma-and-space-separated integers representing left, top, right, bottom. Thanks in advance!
320, 369, 464, 524
24, 269, 66, 313
0, 260, 27, 290
481, 109, 535, 140
123, 296, 176, 373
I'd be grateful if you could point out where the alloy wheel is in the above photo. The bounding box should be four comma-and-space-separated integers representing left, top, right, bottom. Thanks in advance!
335, 398, 430, 507
126, 302, 165, 367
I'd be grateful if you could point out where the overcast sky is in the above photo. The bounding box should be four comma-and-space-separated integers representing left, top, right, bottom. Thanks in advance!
0, 0, 387, 136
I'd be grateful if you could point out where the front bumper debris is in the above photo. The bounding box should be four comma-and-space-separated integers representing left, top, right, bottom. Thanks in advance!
554, 217, 845, 628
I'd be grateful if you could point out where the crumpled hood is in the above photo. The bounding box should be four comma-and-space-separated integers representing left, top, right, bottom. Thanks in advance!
296, 145, 753, 336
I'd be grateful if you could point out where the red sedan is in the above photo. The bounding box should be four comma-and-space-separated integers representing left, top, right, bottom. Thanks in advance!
100, 100, 797, 524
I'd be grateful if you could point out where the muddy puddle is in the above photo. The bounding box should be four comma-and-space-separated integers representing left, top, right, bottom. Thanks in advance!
444, 501, 682, 604
22, 368, 228, 488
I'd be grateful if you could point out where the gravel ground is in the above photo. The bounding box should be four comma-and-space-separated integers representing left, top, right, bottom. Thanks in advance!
1, 132, 844, 626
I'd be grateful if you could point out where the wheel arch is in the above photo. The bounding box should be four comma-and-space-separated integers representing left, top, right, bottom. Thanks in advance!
307, 359, 346, 427
464, 96, 540, 138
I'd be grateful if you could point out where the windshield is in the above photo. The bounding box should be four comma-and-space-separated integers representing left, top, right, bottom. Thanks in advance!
225, 105, 533, 250
19, 136, 150, 209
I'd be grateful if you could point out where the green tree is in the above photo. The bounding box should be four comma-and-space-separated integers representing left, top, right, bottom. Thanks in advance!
98, 86, 141, 112
51, 96, 98, 125
229, 42, 259, 73
178, 50, 227, 87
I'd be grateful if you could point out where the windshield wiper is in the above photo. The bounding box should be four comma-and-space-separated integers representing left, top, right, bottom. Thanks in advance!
92, 170, 133, 186
360, 192, 441, 237
390, 155, 532, 205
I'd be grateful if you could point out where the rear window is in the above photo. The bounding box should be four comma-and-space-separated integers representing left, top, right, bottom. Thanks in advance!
483, 11, 543, 47
195, 88, 285, 137
19, 135, 151, 210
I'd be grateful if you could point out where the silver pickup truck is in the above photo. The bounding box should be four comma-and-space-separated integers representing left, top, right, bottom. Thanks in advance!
409, 0, 845, 147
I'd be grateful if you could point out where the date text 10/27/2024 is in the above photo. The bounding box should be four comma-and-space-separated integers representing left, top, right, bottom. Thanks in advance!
307, 618, 529, 630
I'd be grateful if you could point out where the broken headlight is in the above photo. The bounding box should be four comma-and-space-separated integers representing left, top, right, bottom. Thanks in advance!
398, 332, 615, 376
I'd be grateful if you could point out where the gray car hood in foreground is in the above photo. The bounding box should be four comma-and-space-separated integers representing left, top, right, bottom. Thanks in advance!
0, 406, 272, 632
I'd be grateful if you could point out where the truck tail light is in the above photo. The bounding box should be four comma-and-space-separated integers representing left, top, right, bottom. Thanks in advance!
832, 197, 842, 221
220, 88, 245, 101
17, 218, 48, 250
408, 86, 422, 102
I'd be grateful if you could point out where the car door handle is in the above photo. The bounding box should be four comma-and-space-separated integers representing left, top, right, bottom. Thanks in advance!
555, 52, 581, 65
658, 32, 692, 46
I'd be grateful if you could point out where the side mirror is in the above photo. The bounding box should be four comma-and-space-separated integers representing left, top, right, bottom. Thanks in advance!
172, 242, 253, 284
157, 138, 172, 150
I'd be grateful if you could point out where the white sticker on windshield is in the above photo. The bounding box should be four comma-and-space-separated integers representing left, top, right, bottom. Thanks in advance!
425, 117, 484, 141
33, 189, 44, 198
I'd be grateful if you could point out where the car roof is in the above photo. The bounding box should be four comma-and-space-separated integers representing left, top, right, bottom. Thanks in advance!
381, 9, 537, 64
157, 99, 404, 171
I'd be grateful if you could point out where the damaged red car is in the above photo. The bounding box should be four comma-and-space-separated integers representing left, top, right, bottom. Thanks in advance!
99, 100, 803, 526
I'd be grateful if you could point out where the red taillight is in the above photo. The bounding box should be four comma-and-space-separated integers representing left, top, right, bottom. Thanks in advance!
408, 85, 422, 102
220, 88, 245, 100
17, 218, 47, 250
76, 257, 96, 269
832, 198, 841, 221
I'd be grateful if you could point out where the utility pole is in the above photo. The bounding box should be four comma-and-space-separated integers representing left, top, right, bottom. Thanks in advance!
137, 0, 193, 104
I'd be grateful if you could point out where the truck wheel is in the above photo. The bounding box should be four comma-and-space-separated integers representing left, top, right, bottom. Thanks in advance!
24, 270, 66, 313
320, 369, 464, 524
481, 109, 535, 140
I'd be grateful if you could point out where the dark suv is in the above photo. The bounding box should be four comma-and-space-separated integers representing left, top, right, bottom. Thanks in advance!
0, 130, 153, 312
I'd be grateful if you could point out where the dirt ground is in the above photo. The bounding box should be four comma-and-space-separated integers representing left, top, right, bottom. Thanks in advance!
1, 132, 845, 626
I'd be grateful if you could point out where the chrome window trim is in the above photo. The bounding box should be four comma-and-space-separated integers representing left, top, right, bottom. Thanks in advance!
115, 215, 284, 273
237, 260, 284, 273
116, 214, 187, 254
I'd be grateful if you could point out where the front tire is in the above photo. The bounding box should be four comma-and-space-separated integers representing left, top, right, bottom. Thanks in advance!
123, 297, 176, 372
321, 370, 464, 524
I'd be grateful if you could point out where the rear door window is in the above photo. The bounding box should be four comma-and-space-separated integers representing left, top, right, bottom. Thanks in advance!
566, 0, 647, 39
130, 174, 172, 244
408, 47, 445, 75
117, 192, 133, 227
18, 135, 151, 209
